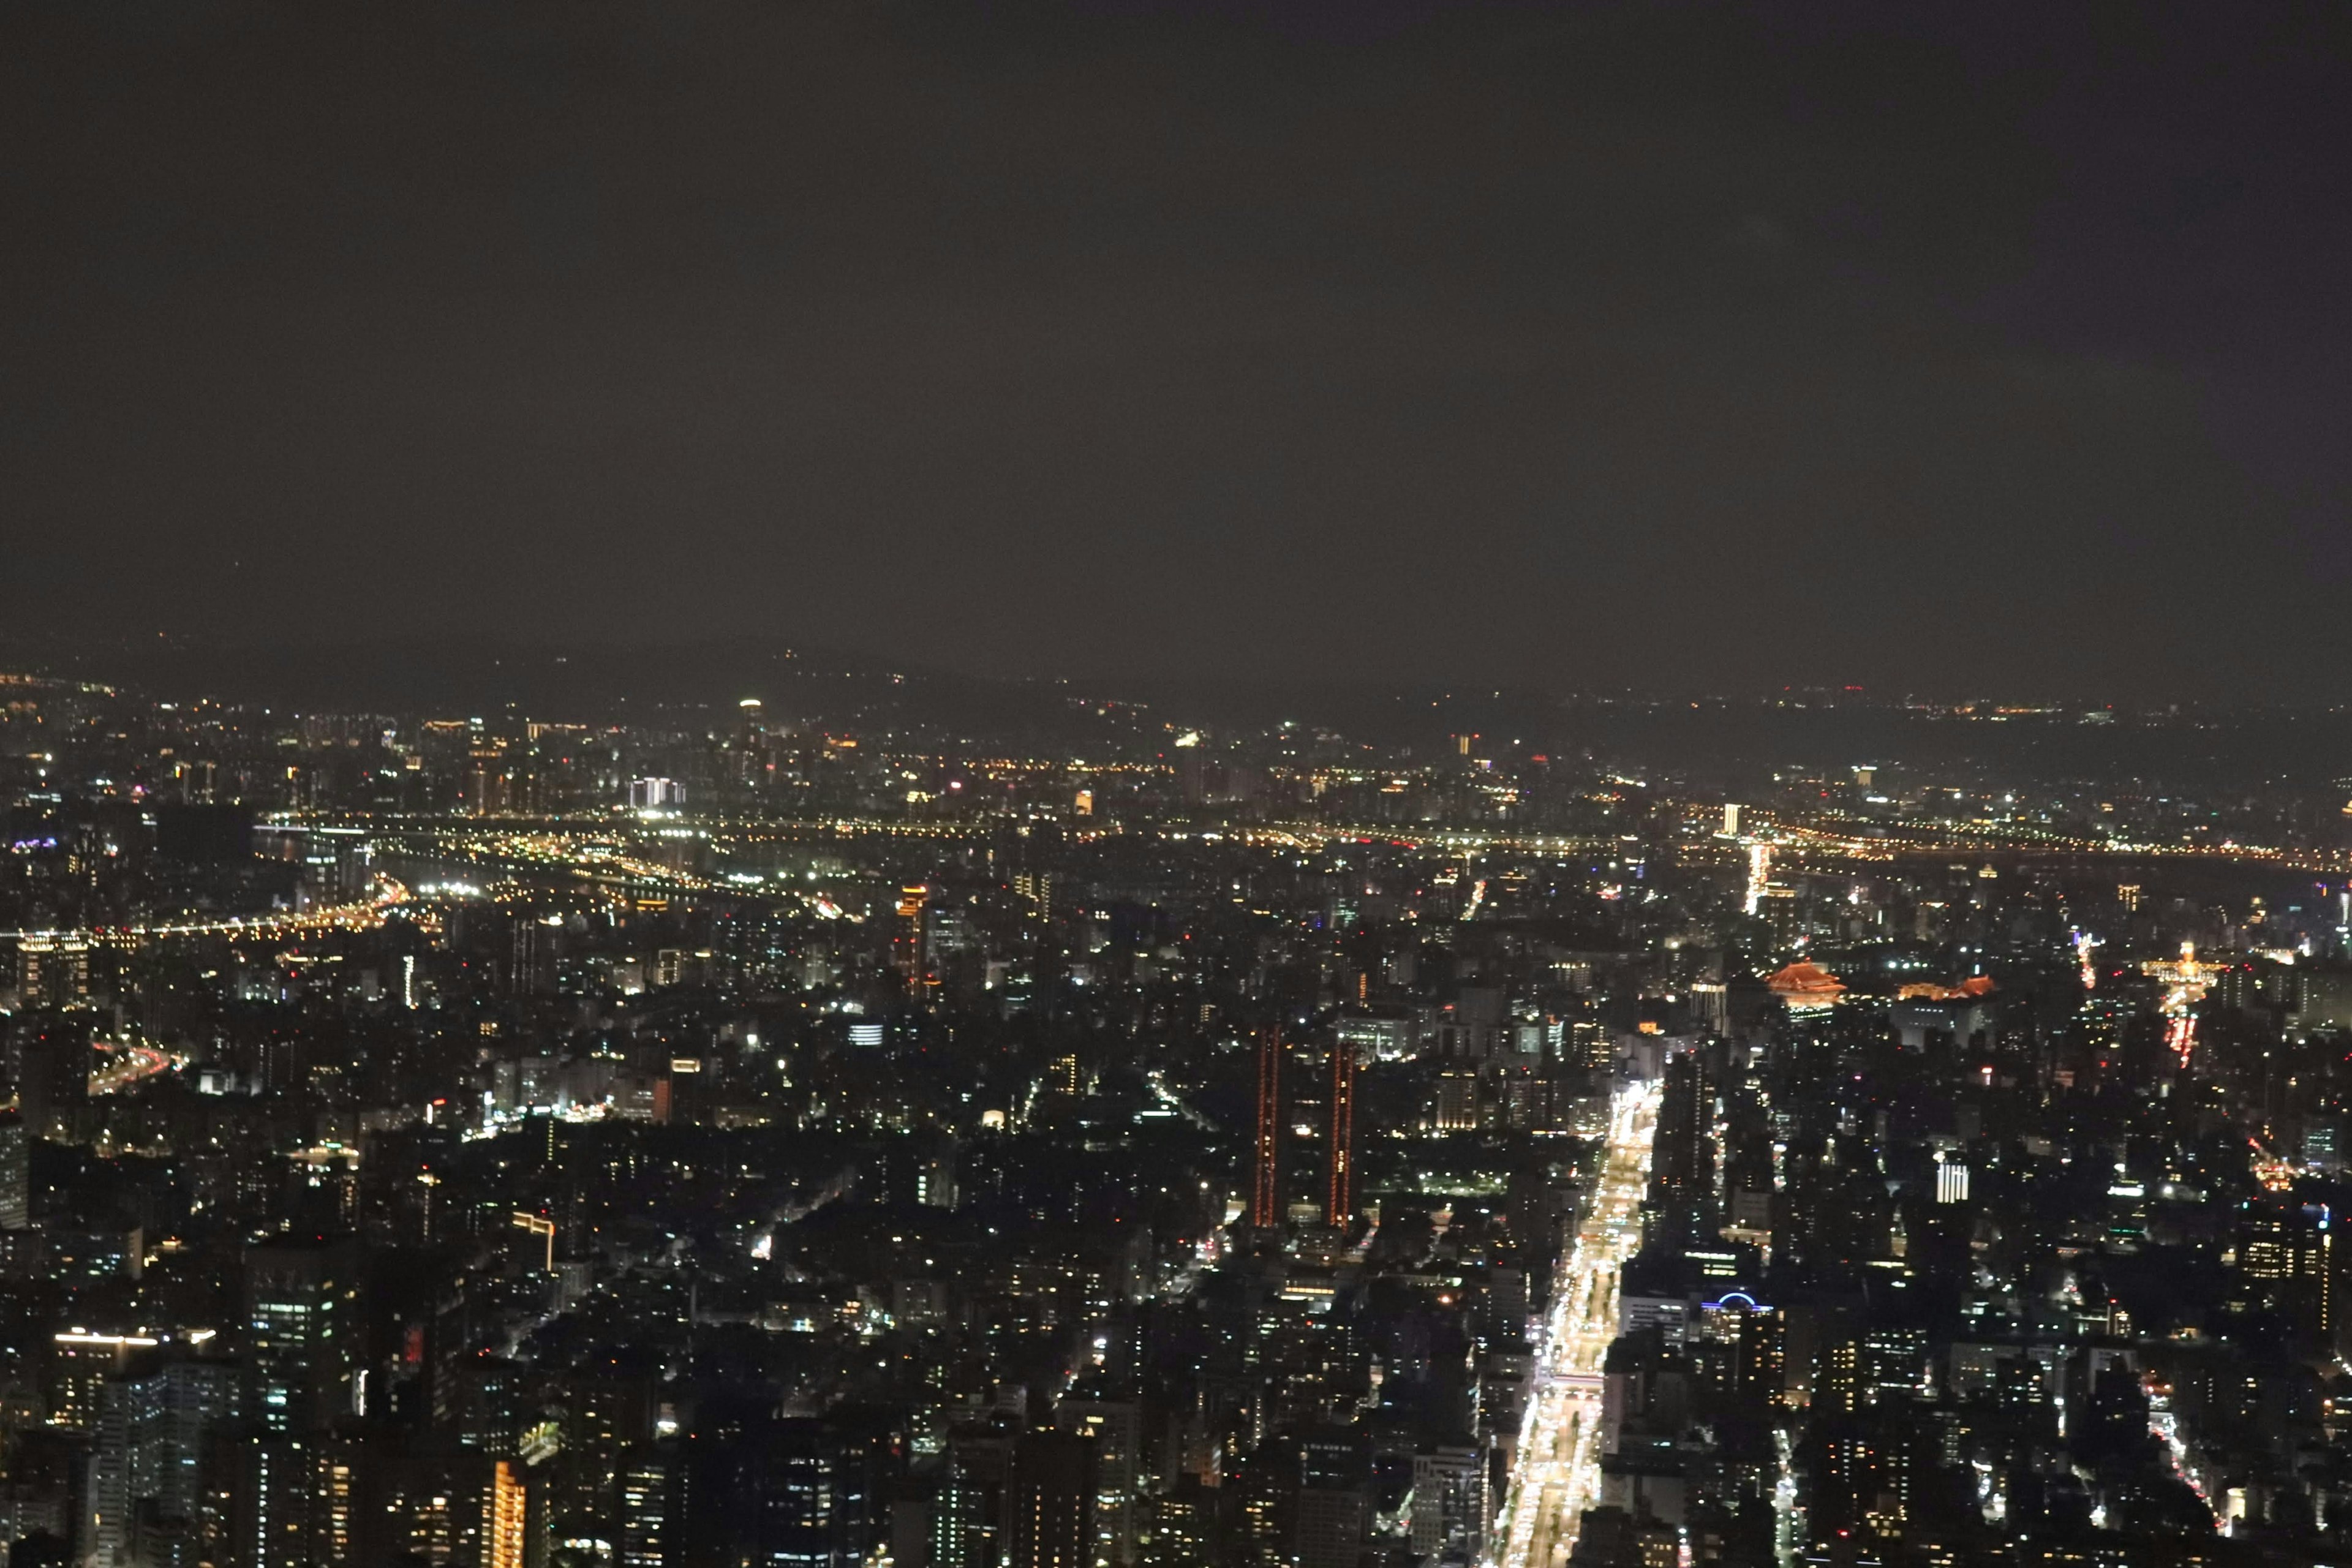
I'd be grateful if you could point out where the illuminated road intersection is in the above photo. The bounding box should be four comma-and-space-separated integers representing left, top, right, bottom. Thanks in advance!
1493, 1078, 1662, 1568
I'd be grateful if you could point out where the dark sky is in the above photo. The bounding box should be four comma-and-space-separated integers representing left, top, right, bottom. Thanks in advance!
4, 1, 2346, 699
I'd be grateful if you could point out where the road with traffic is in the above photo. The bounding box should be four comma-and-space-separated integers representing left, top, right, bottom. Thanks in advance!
1493, 1076, 1662, 1568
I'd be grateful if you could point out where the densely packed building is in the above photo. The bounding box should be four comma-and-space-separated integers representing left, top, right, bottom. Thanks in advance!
2, 666, 2351, 1566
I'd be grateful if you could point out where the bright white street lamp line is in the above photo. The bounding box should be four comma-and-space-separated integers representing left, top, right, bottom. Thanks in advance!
1493, 1079, 1661, 1568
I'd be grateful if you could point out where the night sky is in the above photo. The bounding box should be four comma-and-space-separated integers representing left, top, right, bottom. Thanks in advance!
4, 2, 2346, 698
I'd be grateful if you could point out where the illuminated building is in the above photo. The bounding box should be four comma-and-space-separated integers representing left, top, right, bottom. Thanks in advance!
51, 1330, 150, 1431
1648, 1051, 1714, 1243
1057, 1399, 1140, 1566
1253, 1026, 1282, 1230
1890, 975, 1994, 1050
0, 1111, 25, 1231
619, 1447, 680, 1568
894, 884, 930, 987
1697, 1294, 1785, 1401
2143, 940, 2223, 1068
1933, 1158, 1969, 1205
246, 1235, 360, 1434
1292, 1428, 1370, 1568
2241, 1197, 2334, 1346
1804, 1418, 1915, 1550
466, 747, 526, 817
1143, 1480, 1212, 1567
1764, 960, 1844, 1013
1325, 1041, 1355, 1229
83, 1352, 239, 1568
1895, 974, 1994, 1002
511, 1210, 557, 1274
1570, 1505, 1678, 1567
486, 1459, 528, 1568
14, 933, 90, 1006
1433, 1069, 1480, 1132
628, 777, 685, 811
240, 1436, 317, 1568
935, 1420, 1017, 1568
1335, 1008, 1414, 1063
1007, 1429, 1097, 1568
1409, 1446, 1485, 1559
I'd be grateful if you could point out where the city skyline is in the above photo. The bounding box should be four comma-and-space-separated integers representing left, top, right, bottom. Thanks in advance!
1, 641, 2351, 1566
4, 4, 2349, 1566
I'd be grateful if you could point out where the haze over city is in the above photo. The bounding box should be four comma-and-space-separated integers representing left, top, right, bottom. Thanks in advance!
6, 2, 2351, 694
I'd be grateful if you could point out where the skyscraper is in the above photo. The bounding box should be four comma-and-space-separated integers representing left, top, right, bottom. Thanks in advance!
12, 1016, 93, 1140
1325, 1039, 1356, 1229
246, 1235, 361, 1434
619, 1444, 682, 1568
84, 1353, 241, 1568
742, 1417, 876, 1567
485, 1459, 529, 1568
1253, 1026, 1282, 1231
895, 884, 932, 990
0, 1110, 27, 1231
1292, 1428, 1370, 1568
1648, 1049, 1715, 1245
1006, 1429, 1098, 1568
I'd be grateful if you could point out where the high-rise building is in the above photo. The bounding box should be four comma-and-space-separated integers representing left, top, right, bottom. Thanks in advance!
619, 1444, 682, 1568
1141, 1479, 1213, 1567
1409, 1446, 1487, 1561
484, 1459, 529, 1568
1006, 1429, 1098, 1568
663, 1411, 903, 1567
235, 1433, 334, 1568
12, 1016, 94, 1140
0, 1110, 26, 1231
744, 1417, 877, 1567
1648, 1050, 1714, 1243
934, 1418, 1017, 1568
50, 1330, 150, 1432
230, 1236, 365, 1568
84, 1354, 241, 1568
1933, 1158, 1970, 1205
1056, 1398, 1140, 1566
895, 885, 932, 990
1253, 1027, 1282, 1230
1325, 1041, 1355, 1229
15, 934, 91, 1008
1292, 1428, 1370, 1568
246, 1235, 362, 1434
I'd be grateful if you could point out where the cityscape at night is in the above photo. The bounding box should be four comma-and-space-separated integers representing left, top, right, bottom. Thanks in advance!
4, 668, 2352, 1567
6, 2, 2352, 1566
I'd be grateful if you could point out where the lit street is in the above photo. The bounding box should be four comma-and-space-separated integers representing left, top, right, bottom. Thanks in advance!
1494, 1077, 1661, 1568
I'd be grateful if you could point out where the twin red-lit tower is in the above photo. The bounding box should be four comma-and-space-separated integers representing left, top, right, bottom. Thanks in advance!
1250, 1025, 1357, 1232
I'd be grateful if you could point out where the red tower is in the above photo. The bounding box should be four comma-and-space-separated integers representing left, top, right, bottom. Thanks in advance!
1252, 1025, 1281, 1229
